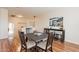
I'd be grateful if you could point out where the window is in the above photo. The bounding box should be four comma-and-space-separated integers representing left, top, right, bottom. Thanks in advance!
8, 23, 14, 39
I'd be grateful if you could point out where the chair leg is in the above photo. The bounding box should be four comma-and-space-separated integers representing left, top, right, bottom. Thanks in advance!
25, 48, 27, 52
20, 47, 27, 52
20, 48, 22, 52
51, 46, 53, 52
45, 50, 47, 52
25, 49, 27, 52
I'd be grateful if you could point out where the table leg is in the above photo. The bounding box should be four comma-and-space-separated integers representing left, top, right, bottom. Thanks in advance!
61, 30, 65, 43
35, 42, 38, 52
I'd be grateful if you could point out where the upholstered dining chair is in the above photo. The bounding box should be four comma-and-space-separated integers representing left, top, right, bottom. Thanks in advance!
37, 32, 54, 52
18, 31, 36, 52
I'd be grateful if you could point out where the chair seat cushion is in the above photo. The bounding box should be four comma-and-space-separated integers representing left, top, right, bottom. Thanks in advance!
37, 40, 51, 50
42, 38, 47, 41
26, 40, 36, 49
37, 41, 47, 49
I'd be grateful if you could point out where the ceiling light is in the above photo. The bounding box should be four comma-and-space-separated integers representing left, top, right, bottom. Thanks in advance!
17, 15, 23, 18
11, 15, 16, 17
11, 14, 23, 18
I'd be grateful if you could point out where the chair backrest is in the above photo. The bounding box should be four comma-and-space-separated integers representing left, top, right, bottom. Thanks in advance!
45, 32, 54, 51
18, 31, 26, 47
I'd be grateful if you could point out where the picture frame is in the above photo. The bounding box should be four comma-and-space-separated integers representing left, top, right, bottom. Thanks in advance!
49, 17, 63, 27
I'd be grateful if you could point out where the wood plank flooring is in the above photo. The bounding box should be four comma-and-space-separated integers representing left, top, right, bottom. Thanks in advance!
0, 38, 79, 52
53, 40, 79, 52
0, 39, 11, 52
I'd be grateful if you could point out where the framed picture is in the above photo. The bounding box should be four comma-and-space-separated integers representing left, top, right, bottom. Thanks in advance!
49, 17, 63, 27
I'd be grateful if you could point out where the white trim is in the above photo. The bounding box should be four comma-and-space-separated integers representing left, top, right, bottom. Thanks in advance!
0, 36, 8, 39
65, 40, 79, 45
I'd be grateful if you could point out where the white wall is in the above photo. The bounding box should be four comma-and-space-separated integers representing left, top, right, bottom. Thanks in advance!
36, 8, 79, 44
0, 8, 8, 39
35, 15, 51, 32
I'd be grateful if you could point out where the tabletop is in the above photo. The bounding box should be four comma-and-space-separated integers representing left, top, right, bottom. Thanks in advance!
26, 32, 48, 43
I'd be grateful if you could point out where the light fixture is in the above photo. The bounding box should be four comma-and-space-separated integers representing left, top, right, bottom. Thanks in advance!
33, 16, 36, 27
11, 15, 16, 17
17, 15, 23, 18
11, 14, 23, 18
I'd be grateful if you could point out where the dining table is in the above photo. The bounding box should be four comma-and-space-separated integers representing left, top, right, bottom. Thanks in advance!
26, 32, 48, 51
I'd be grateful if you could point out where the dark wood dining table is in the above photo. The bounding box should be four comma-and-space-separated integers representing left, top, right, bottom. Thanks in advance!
26, 32, 48, 51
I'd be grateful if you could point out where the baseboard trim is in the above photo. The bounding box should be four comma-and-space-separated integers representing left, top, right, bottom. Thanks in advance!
65, 40, 79, 45
0, 36, 8, 40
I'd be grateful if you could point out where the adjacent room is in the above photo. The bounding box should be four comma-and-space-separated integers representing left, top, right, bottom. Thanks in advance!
0, 7, 79, 52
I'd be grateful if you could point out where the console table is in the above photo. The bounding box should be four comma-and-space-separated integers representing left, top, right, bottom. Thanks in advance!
44, 28, 65, 42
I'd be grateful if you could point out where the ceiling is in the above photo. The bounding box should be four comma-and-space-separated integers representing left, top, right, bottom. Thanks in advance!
6, 7, 56, 18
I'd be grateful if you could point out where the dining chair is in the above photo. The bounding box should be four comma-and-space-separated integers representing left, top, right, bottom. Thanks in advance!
37, 32, 54, 52
18, 31, 36, 52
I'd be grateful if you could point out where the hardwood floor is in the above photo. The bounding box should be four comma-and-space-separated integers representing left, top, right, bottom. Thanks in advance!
53, 40, 79, 52
0, 39, 11, 52
0, 38, 79, 52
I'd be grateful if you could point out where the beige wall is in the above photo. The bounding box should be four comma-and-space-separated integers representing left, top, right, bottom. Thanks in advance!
36, 7, 79, 44
35, 13, 55, 32
9, 16, 37, 37
0, 8, 8, 39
